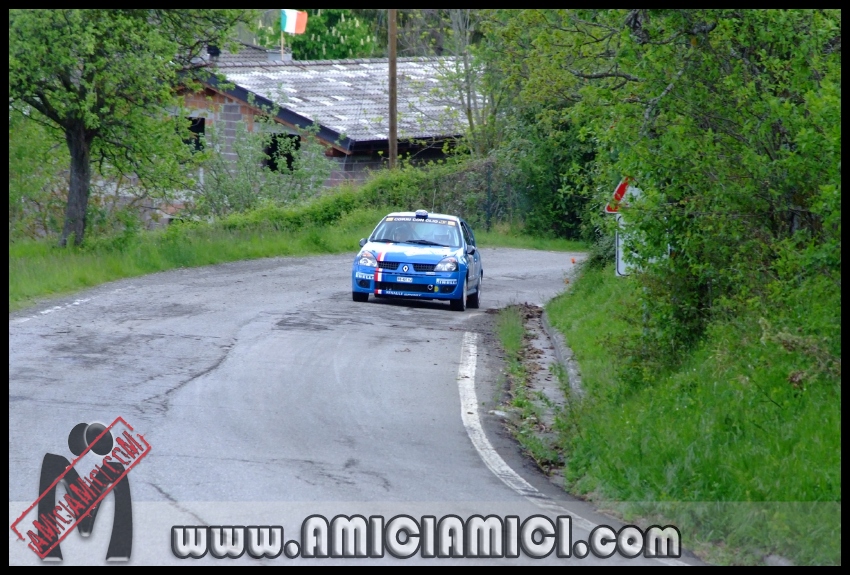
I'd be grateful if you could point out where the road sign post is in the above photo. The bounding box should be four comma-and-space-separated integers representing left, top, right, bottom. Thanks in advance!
607, 178, 641, 276
615, 213, 631, 277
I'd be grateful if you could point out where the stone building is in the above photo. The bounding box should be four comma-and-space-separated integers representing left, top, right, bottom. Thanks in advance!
182, 43, 465, 185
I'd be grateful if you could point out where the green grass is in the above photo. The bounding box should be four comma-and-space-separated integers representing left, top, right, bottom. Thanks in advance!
495, 305, 526, 358
476, 230, 587, 252
494, 305, 565, 470
9, 208, 385, 312
545, 263, 841, 565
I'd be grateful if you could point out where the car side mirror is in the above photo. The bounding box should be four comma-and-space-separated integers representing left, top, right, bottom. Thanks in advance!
466, 245, 476, 255
359, 238, 367, 248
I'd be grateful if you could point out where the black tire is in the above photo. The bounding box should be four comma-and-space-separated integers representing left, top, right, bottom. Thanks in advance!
467, 273, 482, 309
449, 276, 467, 311
352, 291, 369, 302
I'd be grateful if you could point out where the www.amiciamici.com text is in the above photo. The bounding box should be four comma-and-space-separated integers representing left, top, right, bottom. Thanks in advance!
172, 515, 681, 560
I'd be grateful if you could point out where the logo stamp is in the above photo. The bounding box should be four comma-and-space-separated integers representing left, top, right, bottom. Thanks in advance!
10, 417, 150, 561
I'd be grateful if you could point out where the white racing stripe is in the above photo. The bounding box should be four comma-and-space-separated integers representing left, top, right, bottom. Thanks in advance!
456, 331, 689, 565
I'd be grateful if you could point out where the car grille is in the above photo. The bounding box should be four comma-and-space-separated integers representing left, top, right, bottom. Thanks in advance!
377, 262, 436, 272
377, 282, 431, 292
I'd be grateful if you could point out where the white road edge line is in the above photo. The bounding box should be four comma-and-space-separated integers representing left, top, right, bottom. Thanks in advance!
457, 331, 689, 565
11, 298, 92, 325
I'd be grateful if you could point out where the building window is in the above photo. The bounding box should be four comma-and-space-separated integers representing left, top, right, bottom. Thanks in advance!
185, 117, 205, 152
264, 134, 300, 172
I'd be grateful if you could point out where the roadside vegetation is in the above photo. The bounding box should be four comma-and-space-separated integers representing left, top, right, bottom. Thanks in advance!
10, 9, 840, 565
494, 305, 564, 471
493, 261, 840, 565
9, 209, 375, 312
542, 262, 841, 565
9, 173, 586, 311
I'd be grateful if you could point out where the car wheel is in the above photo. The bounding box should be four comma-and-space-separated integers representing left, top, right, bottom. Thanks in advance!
352, 291, 369, 302
467, 273, 481, 309
449, 276, 466, 311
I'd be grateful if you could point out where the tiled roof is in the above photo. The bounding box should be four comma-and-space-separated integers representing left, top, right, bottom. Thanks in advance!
211, 57, 464, 143
215, 42, 274, 63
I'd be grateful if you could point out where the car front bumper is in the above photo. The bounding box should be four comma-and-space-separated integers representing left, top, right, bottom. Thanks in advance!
352, 265, 462, 299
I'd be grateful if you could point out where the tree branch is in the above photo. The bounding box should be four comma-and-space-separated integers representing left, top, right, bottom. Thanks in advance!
569, 70, 642, 82
642, 65, 688, 133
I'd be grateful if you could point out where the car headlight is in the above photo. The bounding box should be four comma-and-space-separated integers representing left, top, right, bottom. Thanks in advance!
358, 250, 378, 267
434, 256, 458, 272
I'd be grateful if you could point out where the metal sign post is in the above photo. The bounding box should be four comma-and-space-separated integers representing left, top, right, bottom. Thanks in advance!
607, 178, 641, 277
615, 213, 631, 277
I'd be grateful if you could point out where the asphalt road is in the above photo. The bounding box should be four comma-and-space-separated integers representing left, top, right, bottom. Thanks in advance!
9, 248, 695, 565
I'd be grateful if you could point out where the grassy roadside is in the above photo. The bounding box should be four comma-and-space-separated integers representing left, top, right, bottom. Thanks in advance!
9, 206, 587, 312
540, 263, 840, 565
476, 228, 586, 253
494, 305, 565, 471
8, 208, 381, 312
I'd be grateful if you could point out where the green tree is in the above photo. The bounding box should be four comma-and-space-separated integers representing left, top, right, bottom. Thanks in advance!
437, 10, 506, 158
9, 9, 251, 246
254, 9, 380, 60
492, 8, 841, 355
9, 109, 69, 239
434, 10, 596, 238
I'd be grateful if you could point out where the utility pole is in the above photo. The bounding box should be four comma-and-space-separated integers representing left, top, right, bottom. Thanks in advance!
388, 8, 398, 169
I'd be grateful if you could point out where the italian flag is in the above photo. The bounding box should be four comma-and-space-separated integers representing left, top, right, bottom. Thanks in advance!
281, 10, 308, 34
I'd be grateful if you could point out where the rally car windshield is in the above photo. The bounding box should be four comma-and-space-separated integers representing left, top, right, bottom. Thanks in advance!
370, 217, 462, 247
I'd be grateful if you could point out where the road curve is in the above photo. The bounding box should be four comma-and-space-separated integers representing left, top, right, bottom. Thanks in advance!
9, 248, 692, 565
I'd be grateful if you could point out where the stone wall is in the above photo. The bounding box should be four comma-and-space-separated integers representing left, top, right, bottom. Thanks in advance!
327, 153, 385, 186
182, 88, 258, 162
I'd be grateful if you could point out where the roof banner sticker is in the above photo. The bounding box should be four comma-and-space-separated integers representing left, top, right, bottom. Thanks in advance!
385, 217, 451, 225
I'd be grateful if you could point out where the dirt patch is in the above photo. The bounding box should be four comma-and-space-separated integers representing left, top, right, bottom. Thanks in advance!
495, 303, 575, 483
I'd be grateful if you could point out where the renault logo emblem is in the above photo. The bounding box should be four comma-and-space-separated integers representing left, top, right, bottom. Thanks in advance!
402, 265, 409, 272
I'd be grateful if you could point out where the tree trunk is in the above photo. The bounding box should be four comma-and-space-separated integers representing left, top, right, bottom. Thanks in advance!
61, 122, 93, 247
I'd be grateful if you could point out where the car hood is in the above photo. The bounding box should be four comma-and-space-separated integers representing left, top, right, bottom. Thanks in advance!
361, 242, 461, 263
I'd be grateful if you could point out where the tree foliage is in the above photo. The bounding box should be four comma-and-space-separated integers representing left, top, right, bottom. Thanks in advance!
485, 9, 841, 355
9, 9, 251, 245
253, 9, 380, 60
9, 109, 69, 239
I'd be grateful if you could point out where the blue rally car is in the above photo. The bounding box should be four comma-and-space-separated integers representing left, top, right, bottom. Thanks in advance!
352, 210, 483, 311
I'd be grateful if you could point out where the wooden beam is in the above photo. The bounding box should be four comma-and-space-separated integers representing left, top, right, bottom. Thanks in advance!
388, 9, 398, 170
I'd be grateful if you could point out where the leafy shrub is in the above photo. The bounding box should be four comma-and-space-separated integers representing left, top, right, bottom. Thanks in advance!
190, 120, 332, 217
